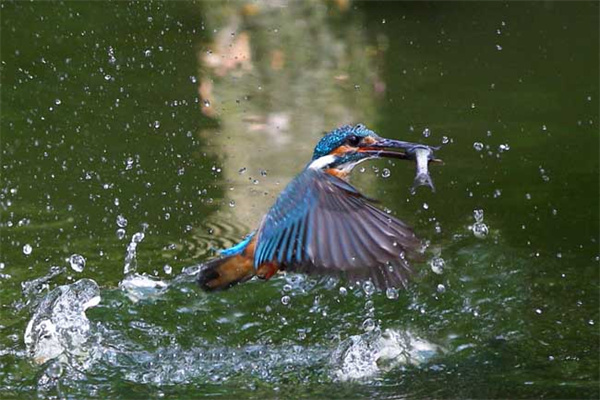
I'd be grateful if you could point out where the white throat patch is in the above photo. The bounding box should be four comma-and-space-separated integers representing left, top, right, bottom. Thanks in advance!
308, 154, 337, 170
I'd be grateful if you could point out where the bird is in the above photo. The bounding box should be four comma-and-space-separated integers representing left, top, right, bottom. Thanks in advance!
197, 124, 440, 292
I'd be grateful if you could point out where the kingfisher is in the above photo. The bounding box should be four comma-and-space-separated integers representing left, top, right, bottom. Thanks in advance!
197, 124, 441, 292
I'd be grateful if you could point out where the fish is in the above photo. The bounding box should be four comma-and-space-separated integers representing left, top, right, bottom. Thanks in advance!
408, 145, 442, 194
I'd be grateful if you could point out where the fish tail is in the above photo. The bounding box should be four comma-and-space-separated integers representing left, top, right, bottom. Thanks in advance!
412, 172, 435, 193
197, 254, 255, 292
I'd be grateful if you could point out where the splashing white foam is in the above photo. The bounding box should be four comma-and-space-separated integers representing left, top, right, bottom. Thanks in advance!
331, 328, 443, 381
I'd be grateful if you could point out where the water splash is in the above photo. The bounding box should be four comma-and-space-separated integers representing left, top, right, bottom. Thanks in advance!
24, 279, 101, 366
119, 273, 168, 303
21, 266, 65, 305
331, 329, 443, 381
123, 231, 145, 275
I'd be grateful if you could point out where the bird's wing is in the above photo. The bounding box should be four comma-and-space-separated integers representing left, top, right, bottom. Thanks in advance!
254, 168, 423, 289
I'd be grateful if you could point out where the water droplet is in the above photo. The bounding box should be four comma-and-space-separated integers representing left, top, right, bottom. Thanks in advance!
163, 264, 172, 275
54, 99, 61, 105
473, 142, 484, 151
68, 254, 86, 272
423, 203, 429, 210
104, 74, 112, 81
47, 361, 63, 379
229, 200, 236, 208
153, 120, 160, 129
493, 189, 502, 198
132, 232, 145, 243
498, 143, 510, 152
144, 49, 152, 57
381, 168, 391, 178
281, 295, 290, 305
203, 99, 211, 108
472, 222, 489, 238
107, 46, 117, 64
125, 157, 134, 170
442, 136, 449, 144
422, 128, 431, 138
116, 228, 126, 240
430, 257, 445, 274
18, 218, 30, 227
386, 287, 398, 300
339, 286, 348, 296
116, 215, 128, 228
496, 44, 503, 51
525, 193, 532, 200
283, 284, 292, 293
23, 244, 32, 255
362, 318, 375, 332
473, 209, 484, 222
354, 84, 360, 90
535, 308, 543, 315
436, 284, 446, 293
362, 280, 375, 296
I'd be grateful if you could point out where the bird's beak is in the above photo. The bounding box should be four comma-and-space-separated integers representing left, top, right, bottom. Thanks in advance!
359, 137, 443, 192
358, 137, 443, 164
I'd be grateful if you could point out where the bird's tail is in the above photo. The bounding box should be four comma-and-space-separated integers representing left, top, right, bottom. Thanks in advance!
197, 254, 255, 292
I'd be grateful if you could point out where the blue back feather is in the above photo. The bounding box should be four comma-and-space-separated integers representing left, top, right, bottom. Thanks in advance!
254, 169, 322, 268
220, 232, 255, 256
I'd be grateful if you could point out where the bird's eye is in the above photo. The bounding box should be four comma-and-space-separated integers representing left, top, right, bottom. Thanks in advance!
346, 135, 361, 146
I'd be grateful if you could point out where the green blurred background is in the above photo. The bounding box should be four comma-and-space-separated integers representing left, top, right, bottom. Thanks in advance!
1, 1, 598, 398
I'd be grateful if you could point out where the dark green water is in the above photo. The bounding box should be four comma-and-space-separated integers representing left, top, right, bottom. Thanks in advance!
1, 1, 598, 398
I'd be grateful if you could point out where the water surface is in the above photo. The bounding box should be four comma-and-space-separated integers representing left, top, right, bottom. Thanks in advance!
1, 2, 598, 398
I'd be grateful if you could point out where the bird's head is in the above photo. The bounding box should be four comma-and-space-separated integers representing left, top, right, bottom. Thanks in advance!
308, 124, 439, 179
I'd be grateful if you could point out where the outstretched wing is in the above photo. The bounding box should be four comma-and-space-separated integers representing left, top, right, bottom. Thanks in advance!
254, 169, 423, 289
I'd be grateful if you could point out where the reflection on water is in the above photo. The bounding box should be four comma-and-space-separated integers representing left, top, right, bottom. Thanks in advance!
187, 216, 250, 260
195, 0, 382, 228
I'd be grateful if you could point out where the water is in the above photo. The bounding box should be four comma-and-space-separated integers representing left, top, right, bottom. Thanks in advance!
1, 2, 598, 398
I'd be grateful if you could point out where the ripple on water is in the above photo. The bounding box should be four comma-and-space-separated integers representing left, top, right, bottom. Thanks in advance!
187, 217, 251, 259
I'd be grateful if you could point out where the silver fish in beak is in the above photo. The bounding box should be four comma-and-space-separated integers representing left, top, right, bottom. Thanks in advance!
409, 145, 442, 194
357, 137, 442, 192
